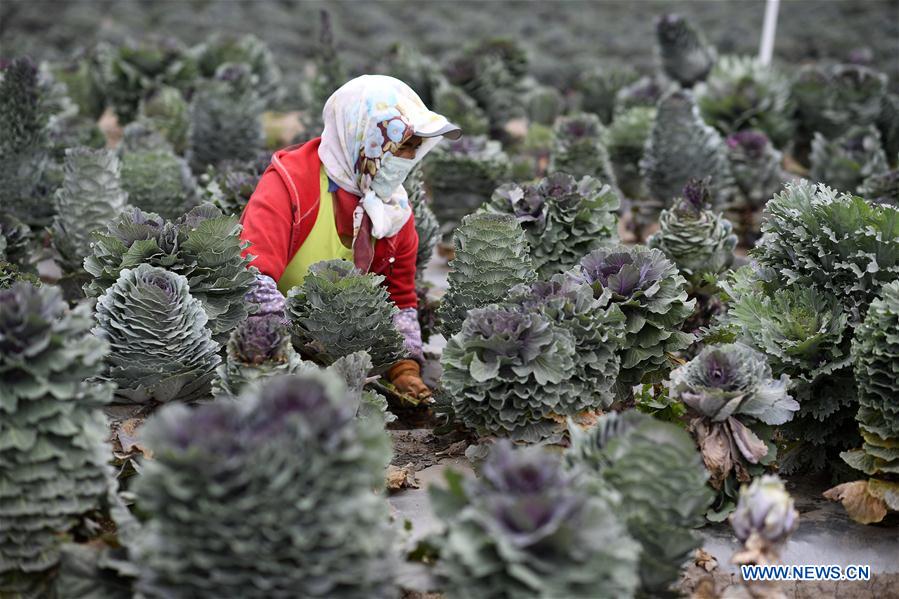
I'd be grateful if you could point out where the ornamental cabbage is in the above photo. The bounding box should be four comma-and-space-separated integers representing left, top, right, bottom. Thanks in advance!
604, 106, 656, 200
441, 306, 576, 442
548, 113, 617, 188
286, 259, 404, 371
213, 313, 303, 396
726, 130, 785, 211
809, 125, 889, 194
845, 280, 899, 477
438, 213, 535, 337
120, 146, 198, 220
93, 264, 221, 404
655, 13, 715, 88
51, 147, 129, 277
566, 411, 713, 596
424, 135, 510, 237
669, 343, 797, 493
84, 204, 256, 340
647, 180, 737, 282
430, 441, 640, 599
0, 283, 112, 593
721, 271, 858, 474
134, 371, 397, 598
696, 55, 795, 147
751, 180, 899, 324
485, 173, 619, 278
187, 64, 264, 172
508, 275, 625, 410
574, 245, 695, 386
640, 90, 733, 221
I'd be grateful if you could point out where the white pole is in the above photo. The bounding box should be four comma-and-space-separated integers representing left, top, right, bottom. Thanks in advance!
759, 0, 781, 65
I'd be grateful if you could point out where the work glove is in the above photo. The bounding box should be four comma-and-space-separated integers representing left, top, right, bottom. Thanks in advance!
387, 359, 432, 400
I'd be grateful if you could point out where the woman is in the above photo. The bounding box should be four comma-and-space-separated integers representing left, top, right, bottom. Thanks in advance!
240, 75, 461, 400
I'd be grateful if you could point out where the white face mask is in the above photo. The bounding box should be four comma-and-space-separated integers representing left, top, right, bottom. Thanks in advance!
370, 153, 416, 200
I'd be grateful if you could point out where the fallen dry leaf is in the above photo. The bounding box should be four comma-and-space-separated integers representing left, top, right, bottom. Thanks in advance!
115, 418, 152, 459
387, 463, 420, 491
695, 548, 718, 573
435, 441, 468, 458
823, 480, 888, 524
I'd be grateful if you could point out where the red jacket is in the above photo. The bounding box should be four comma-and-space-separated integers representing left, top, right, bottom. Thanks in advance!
239, 138, 419, 309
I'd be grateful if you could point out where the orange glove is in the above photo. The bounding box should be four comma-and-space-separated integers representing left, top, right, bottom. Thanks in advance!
387, 359, 432, 400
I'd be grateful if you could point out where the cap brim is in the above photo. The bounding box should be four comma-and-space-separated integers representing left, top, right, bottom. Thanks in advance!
415, 121, 463, 140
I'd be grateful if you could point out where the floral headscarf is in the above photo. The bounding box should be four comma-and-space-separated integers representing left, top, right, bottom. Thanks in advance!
319, 75, 458, 269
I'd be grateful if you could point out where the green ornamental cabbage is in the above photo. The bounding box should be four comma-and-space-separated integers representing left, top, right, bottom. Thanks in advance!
286, 260, 404, 371
575, 64, 639, 125
485, 173, 619, 278
722, 272, 858, 473
792, 63, 887, 140
405, 165, 439, 276
84, 204, 256, 340
0, 57, 50, 224
213, 314, 303, 396
431, 80, 490, 137
444, 38, 529, 132
380, 43, 445, 107
430, 440, 640, 599
138, 85, 190, 154
0, 283, 112, 592
187, 64, 264, 172
647, 180, 737, 281
509, 275, 626, 411
858, 169, 899, 207
423, 135, 510, 237
877, 92, 899, 160
604, 106, 656, 200
0, 213, 34, 275
566, 411, 713, 597
93, 264, 221, 404
574, 245, 695, 386
134, 371, 396, 598
548, 112, 617, 188
190, 33, 283, 106
119, 118, 173, 153
441, 306, 576, 442
525, 85, 563, 127
655, 14, 715, 88
809, 125, 889, 194
51, 147, 129, 276
438, 213, 535, 337
120, 147, 197, 220
845, 280, 899, 477
752, 180, 899, 324
669, 343, 797, 494
95, 37, 197, 125
726, 130, 785, 210
640, 90, 733, 220
696, 55, 795, 148
199, 157, 266, 216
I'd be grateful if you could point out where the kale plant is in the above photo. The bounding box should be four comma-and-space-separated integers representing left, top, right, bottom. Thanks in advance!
286, 260, 404, 371
134, 371, 396, 598
430, 441, 640, 598
93, 264, 221, 404
485, 172, 619, 278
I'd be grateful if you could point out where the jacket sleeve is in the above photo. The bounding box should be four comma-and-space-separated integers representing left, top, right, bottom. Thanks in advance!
239, 169, 293, 281
379, 216, 419, 310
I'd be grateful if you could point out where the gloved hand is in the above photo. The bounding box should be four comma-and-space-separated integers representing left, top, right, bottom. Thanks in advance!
387, 359, 432, 400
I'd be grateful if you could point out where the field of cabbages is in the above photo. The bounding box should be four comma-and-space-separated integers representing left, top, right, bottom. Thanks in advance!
2, 1, 898, 597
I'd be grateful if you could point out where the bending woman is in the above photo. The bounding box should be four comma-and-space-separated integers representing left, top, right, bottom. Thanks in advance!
240, 75, 460, 400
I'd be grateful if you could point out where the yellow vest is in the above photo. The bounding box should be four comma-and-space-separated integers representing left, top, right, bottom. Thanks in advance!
277, 168, 353, 294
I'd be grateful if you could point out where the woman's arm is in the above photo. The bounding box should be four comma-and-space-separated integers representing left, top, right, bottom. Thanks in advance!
239, 169, 294, 281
